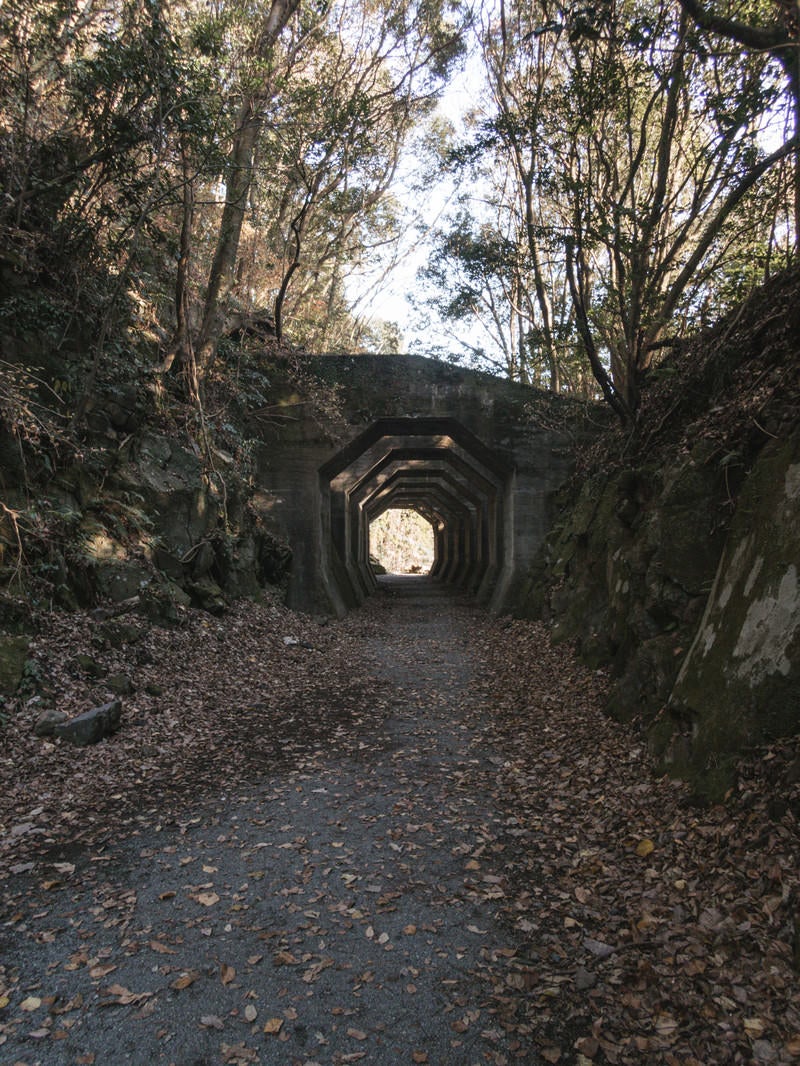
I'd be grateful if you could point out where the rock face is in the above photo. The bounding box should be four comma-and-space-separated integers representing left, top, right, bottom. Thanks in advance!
54, 699, 122, 746
518, 263, 800, 799
524, 423, 800, 799
662, 430, 800, 793
33, 708, 69, 736
526, 450, 725, 724
0, 634, 29, 694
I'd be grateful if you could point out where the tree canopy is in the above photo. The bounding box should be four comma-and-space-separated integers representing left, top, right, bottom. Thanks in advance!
0, 0, 795, 422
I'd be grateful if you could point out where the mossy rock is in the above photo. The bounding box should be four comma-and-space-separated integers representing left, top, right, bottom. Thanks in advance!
645, 459, 727, 597
667, 428, 800, 793
0, 635, 30, 694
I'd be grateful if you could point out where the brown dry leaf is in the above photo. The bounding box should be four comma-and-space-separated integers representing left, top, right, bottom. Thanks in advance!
221, 1042, 257, 1063
89, 964, 116, 979
20, 996, 42, 1011
655, 1014, 678, 1037
412, 1053, 428, 1064
272, 950, 297, 966
635, 837, 655, 857
541, 1048, 561, 1063
149, 940, 175, 954
302, 956, 334, 983
103, 984, 153, 1006
347, 1027, 368, 1040
194, 891, 220, 907
220, 963, 236, 986
171, 971, 200, 990
575, 1036, 599, 1058
263, 1017, 283, 1035
745, 1018, 766, 1038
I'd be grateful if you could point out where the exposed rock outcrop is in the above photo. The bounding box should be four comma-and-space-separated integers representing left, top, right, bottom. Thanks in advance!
661, 428, 800, 794
522, 269, 800, 799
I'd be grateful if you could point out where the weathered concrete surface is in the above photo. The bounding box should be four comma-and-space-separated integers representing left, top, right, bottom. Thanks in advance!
251, 355, 580, 616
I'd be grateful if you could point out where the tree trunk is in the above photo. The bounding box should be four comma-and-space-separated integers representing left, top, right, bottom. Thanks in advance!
194, 0, 301, 373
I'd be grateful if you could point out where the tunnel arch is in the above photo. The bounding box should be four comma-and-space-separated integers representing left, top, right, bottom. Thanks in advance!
318, 418, 514, 615
252, 354, 578, 617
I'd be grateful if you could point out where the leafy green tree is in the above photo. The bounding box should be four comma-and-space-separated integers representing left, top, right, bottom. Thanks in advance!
429, 0, 796, 418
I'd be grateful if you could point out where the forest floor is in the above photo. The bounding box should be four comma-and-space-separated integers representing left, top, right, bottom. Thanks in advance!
1, 579, 799, 1066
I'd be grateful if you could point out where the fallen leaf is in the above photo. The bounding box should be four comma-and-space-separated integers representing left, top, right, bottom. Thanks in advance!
745, 1018, 766, 1038
220, 963, 236, 986
103, 984, 153, 1006
302, 956, 334, 983
655, 1014, 678, 1037
195, 892, 220, 907
221, 1042, 257, 1063
583, 937, 615, 958
171, 971, 200, 990
244, 1004, 257, 1022
20, 996, 42, 1011
201, 1014, 224, 1030
149, 940, 176, 955
272, 950, 297, 966
636, 838, 655, 857
263, 1017, 283, 1034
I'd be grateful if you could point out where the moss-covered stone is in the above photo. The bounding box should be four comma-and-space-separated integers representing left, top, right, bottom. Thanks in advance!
663, 428, 800, 798
521, 450, 735, 749
0, 634, 30, 694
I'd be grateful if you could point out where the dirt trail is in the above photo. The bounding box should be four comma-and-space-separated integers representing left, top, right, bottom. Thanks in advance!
1, 580, 541, 1066
3, 579, 799, 1066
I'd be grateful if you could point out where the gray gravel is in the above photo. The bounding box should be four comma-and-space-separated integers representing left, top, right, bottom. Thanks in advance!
1, 580, 539, 1065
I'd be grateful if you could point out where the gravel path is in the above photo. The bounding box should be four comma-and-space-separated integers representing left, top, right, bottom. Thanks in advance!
1, 580, 540, 1066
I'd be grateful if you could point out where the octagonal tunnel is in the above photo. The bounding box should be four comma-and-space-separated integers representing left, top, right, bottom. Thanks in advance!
318, 418, 514, 614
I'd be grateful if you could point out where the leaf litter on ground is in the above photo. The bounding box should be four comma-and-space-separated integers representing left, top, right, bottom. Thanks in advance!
0, 588, 798, 1064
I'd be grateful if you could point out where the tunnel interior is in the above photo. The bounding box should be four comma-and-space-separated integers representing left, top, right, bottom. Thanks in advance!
319, 418, 513, 612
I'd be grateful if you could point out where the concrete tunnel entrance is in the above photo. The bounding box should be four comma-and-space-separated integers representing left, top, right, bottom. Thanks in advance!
318, 417, 514, 614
